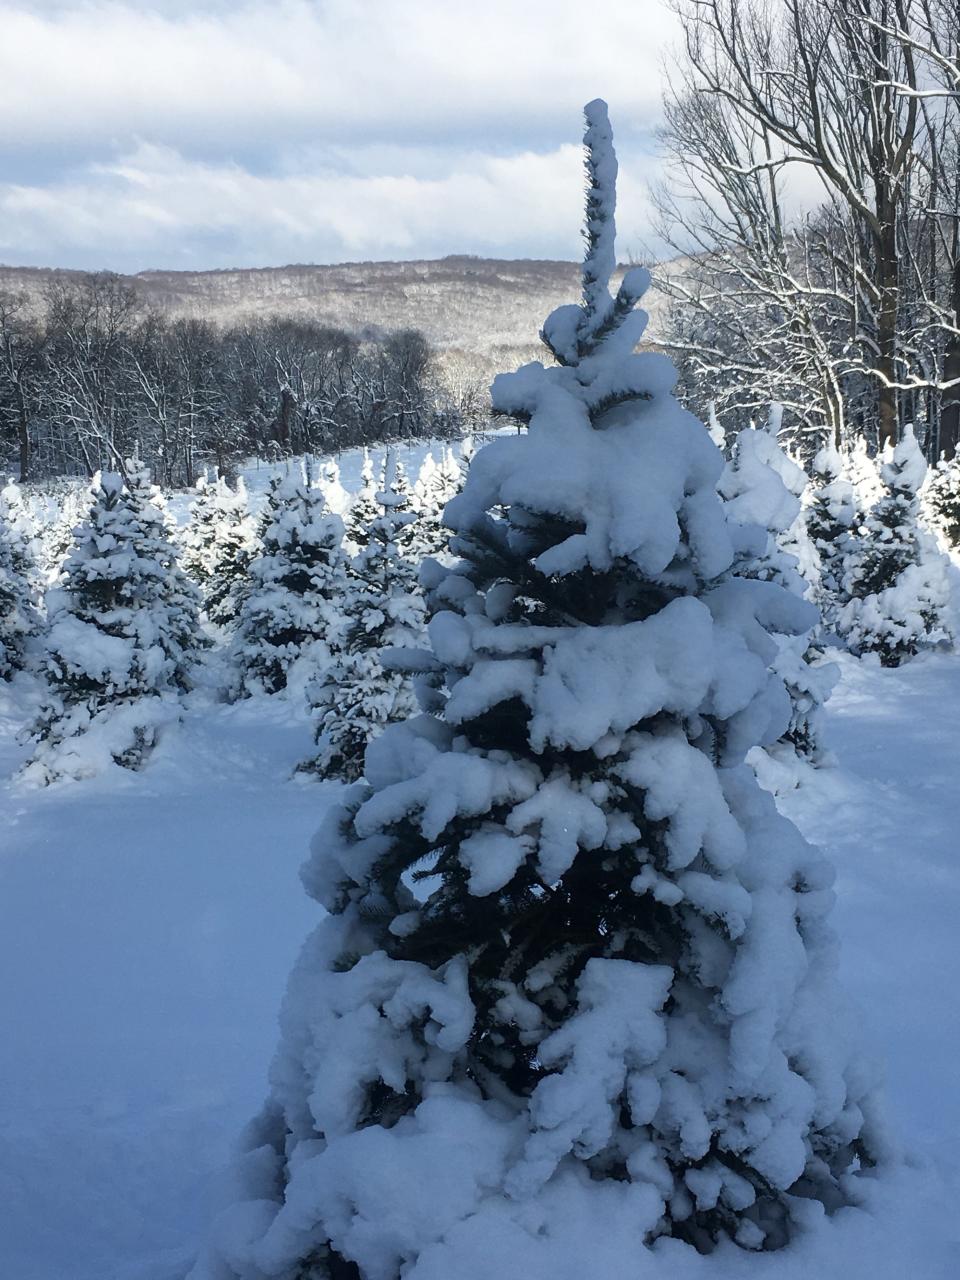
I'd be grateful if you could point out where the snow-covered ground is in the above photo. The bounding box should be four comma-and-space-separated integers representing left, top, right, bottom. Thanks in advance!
2, 653, 957, 1279
1, 443, 957, 1278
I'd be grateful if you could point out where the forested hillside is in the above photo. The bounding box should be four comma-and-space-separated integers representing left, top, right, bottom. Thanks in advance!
0, 256, 659, 358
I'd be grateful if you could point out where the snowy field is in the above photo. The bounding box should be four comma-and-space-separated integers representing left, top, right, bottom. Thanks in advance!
1, 443, 958, 1279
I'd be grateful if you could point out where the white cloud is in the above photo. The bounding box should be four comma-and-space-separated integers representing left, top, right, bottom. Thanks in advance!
0, 1, 675, 153
0, 140, 657, 269
0, 0, 675, 268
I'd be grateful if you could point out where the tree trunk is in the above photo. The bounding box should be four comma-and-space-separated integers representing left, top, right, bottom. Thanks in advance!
15, 382, 30, 481
876, 215, 900, 450
940, 252, 960, 461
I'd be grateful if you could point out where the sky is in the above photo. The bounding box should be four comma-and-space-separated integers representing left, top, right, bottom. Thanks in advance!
0, 0, 679, 273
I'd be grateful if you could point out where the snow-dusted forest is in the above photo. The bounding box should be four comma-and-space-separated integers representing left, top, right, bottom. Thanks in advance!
2, 1, 960, 1277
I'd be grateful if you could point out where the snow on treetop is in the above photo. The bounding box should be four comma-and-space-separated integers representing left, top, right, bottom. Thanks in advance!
881, 424, 927, 496
580, 98, 618, 320
97, 471, 125, 502
720, 427, 806, 532
449, 365, 732, 582
811, 440, 843, 482
539, 99, 651, 367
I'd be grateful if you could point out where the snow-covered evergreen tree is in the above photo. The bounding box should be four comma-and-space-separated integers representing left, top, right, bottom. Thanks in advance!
230, 463, 345, 698
0, 511, 38, 679
413, 450, 441, 513
191, 103, 882, 1280
126, 459, 208, 656
319, 458, 351, 520
179, 473, 219, 584
0, 478, 41, 588
0, 477, 42, 677
347, 449, 381, 551
838, 427, 952, 665
845, 436, 883, 526
720, 422, 836, 763
411, 446, 463, 561
804, 440, 857, 629
181, 474, 259, 628
301, 452, 425, 781
921, 453, 960, 549
37, 485, 87, 587
25, 467, 204, 781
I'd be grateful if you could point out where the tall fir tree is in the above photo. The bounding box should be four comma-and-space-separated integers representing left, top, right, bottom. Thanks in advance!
230, 462, 346, 698
838, 427, 952, 665
190, 103, 882, 1280
301, 452, 425, 782
25, 467, 204, 781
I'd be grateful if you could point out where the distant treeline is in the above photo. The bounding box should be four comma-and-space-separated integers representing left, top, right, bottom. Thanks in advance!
0, 272, 488, 485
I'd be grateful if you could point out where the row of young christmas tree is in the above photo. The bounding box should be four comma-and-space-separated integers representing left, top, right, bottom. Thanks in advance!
1, 410, 956, 786
0, 444, 469, 783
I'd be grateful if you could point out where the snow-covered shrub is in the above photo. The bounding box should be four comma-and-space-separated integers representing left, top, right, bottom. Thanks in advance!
230, 463, 345, 698
301, 452, 425, 782
182, 475, 259, 628
921, 453, 960, 549
190, 102, 883, 1280
720, 422, 836, 763
838, 427, 952, 666
25, 467, 204, 781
